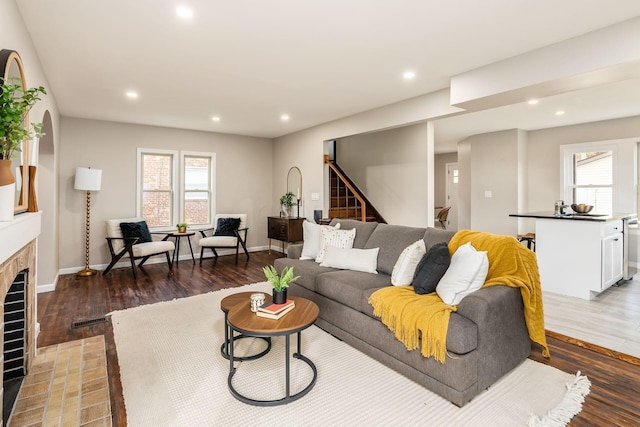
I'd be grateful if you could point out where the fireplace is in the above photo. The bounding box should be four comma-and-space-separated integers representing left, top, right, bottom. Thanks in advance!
0, 213, 40, 425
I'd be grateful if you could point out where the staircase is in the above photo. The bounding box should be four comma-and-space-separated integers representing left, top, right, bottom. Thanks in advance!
326, 159, 386, 223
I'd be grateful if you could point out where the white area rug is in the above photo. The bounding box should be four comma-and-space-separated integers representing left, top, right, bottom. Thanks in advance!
111, 282, 589, 427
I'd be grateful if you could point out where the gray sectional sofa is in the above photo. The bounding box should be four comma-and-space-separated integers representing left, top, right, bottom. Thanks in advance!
274, 219, 531, 407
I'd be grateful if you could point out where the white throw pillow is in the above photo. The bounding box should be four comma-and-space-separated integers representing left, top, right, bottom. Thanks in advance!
391, 239, 427, 286
299, 221, 340, 260
320, 246, 379, 274
436, 242, 489, 305
315, 227, 357, 263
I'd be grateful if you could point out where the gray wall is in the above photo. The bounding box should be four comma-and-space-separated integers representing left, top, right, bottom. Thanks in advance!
336, 123, 429, 226
59, 118, 273, 269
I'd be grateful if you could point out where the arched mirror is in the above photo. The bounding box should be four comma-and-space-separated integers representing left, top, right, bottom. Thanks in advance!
287, 166, 302, 218
0, 49, 30, 214
287, 166, 302, 202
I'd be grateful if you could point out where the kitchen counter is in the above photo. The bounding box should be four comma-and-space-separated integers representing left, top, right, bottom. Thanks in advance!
509, 211, 637, 222
512, 212, 636, 300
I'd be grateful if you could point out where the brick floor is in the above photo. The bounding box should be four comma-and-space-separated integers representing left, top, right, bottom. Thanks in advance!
8, 336, 111, 427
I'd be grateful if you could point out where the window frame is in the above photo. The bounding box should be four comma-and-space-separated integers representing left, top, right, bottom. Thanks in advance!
561, 139, 639, 216
137, 148, 217, 231
180, 151, 216, 228
137, 148, 179, 229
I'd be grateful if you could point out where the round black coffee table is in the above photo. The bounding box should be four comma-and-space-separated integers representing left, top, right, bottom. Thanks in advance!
225, 295, 319, 406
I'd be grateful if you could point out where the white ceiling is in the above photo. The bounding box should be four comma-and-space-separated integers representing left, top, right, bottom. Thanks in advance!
15, 0, 640, 148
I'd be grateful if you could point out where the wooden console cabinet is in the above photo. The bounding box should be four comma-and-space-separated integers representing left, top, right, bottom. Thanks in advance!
268, 217, 305, 253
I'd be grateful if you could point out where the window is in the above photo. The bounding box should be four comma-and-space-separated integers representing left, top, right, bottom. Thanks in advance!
181, 153, 214, 226
571, 151, 613, 214
137, 149, 215, 228
561, 140, 638, 216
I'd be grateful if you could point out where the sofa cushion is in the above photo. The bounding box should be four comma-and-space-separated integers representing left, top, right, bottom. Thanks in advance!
413, 242, 451, 295
329, 219, 378, 249
391, 239, 426, 286
300, 221, 340, 260
315, 227, 356, 263
436, 242, 489, 305
315, 270, 391, 313
359, 287, 478, 354
273, 258, 339, 292
320, 246, 379, 274
364, 223, 427, 275
423, 227, 456, 251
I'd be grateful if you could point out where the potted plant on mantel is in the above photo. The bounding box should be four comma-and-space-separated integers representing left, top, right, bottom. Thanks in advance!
263, 265, 299, 304
279, 191, 295, 217
0, 79, 46, 220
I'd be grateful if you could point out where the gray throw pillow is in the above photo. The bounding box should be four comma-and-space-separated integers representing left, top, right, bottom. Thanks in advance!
413, 242, 451, 294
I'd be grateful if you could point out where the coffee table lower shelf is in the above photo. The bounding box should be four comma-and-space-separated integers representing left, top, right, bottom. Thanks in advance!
227, 331, 317, 406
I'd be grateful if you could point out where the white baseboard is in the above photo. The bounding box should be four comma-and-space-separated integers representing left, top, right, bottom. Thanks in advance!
58, 245, 276, 277
37, 273, 59, 294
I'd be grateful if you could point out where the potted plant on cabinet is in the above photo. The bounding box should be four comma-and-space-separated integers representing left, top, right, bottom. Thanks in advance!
280, 191, 295, 217
263, 265, 299, 304
0, 80, 46, 220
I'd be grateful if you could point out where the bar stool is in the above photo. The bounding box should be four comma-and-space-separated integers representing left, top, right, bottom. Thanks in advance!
517, 233, 536, 251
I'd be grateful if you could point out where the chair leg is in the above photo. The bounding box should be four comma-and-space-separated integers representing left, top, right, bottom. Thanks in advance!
138, 256, 152, 267
127, 250, 137, 280
212, 248, 219, 258
239, 239, 250, 260
235, 243, 239, 264
199, 247, 205, 265
166, 251, 173, 269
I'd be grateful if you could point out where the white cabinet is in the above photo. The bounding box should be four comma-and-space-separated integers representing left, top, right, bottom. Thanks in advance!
536, 218, 623, 300
601, 232, 623, 290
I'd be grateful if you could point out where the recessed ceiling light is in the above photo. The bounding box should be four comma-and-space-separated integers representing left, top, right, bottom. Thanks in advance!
126, 91, 138, 99
403, 71, 416, 80
527, 99, 539, 105
280, 114, 290, 122
211, 116, 220, 122
555, 110, 565, 116
176, 6, 193, 19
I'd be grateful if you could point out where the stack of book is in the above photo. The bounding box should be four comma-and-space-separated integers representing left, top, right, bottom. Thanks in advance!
256, 299, 295, 319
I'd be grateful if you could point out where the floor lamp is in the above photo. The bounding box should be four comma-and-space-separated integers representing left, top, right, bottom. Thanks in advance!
74, 167, 102, 277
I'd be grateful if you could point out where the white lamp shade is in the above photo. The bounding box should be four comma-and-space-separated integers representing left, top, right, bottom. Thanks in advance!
74, 167, 102, 191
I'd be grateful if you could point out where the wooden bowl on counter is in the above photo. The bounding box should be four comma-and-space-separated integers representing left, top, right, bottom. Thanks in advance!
571, 203, 594, 213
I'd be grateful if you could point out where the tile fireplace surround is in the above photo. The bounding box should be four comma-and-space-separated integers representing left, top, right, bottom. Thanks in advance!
0, 212, 41, 424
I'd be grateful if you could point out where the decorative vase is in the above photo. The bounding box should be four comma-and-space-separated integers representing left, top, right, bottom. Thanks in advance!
27, 165, 38, 212
272, 288, 287, 304
0, 159, 16, 221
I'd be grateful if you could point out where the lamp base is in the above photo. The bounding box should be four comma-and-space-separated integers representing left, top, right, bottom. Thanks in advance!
77, 268, 99, 277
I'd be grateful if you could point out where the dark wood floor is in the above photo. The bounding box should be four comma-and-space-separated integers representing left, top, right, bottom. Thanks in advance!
37, 251, 640, 427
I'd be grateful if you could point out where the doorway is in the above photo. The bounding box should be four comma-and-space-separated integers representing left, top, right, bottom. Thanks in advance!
445, 162, 459, 231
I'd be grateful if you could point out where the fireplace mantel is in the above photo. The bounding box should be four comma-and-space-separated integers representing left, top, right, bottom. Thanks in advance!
0, 213, 42, 265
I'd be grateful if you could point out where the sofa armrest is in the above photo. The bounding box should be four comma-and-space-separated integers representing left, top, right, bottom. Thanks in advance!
455, 286, 531, 390
287, 243, 303, 259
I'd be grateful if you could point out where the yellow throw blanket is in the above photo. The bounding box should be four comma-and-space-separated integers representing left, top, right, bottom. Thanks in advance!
368, 230, 550, 363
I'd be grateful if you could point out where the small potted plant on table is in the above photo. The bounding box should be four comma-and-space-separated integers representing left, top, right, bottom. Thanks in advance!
176, 222, 188, 233
263, 265, 299, 304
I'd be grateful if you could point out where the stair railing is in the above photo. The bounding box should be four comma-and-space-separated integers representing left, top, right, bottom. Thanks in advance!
325, 158, 368, 222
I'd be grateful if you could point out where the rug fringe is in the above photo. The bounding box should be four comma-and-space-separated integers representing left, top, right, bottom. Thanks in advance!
526, 371, 591, 427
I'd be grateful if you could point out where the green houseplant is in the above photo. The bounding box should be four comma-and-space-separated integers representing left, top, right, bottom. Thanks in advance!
176, 222, 188, 233
263, 265, 299, 304
0, 79, 47, 160
279, 191, 295, 217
